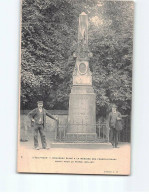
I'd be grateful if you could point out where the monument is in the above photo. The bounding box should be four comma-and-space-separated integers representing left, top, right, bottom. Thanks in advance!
66, 12, 97, 142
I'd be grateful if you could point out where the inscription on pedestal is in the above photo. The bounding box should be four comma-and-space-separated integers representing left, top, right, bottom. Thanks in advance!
68, 89, 96, 134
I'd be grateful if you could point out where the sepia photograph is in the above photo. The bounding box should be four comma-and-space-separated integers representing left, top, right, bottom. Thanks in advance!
2, 0, 149, 192
18, 0, 134, 175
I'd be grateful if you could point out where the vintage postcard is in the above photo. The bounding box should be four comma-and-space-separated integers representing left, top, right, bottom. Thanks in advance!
18, 0, 134, 175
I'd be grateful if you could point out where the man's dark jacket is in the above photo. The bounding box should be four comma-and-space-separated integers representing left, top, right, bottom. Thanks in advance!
28, 108, 56, 128
108, 111, 122, 129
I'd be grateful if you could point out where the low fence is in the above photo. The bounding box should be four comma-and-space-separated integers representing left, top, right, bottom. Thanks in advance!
20, 111, 130, 143
96, 116, 131, 142
56, 117, 130, 142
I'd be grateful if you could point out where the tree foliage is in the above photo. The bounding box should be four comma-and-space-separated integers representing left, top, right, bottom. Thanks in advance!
21, 0, 134, 116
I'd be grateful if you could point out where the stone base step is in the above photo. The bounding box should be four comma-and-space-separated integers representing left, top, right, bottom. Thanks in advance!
54, 138, 108, 143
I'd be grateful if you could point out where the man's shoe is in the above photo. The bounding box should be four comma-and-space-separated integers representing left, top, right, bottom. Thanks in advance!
34, 146, 40, 150
111, 143, 114, 146
43, 147, 50, 150
115, 145, 119, 148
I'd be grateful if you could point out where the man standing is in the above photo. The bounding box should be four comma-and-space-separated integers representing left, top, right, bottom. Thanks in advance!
108, 104, 122, 148
28, 101, 58, 150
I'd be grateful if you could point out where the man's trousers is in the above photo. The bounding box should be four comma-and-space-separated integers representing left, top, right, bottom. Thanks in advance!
34, 124, 47, 148
110, 127, 119, 147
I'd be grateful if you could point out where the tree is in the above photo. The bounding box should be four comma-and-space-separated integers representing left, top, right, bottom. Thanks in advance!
21, 0, 134, 116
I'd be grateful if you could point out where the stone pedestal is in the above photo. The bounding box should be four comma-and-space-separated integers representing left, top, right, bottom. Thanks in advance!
66, 86, 96, 142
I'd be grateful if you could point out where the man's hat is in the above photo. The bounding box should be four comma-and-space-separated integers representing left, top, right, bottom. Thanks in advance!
37, 101, 43, 104
111, 104, 117, 108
